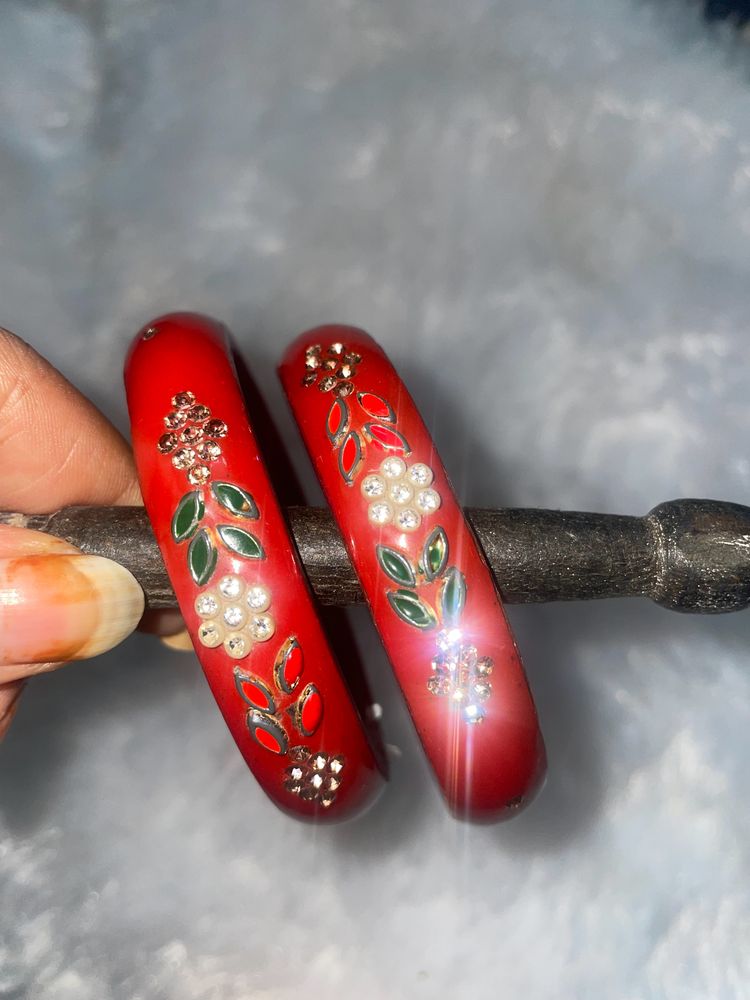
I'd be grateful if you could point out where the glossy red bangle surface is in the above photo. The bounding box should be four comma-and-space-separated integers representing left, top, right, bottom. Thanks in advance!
125, 313, 382, 820
279, 326, 546, 820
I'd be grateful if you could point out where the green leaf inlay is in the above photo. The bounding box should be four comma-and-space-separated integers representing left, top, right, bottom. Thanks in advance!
440, 566, 467, 625
377, 545, 417, 587
188, 528, 217, 585
211, 481, 259, 519
422, 526, 449, 581
387, 588, 437, 630
217, 524, 265, 560
171, 491, 205, 543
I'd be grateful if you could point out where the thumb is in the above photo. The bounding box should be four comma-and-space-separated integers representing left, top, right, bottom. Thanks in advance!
0, 524, 144, 686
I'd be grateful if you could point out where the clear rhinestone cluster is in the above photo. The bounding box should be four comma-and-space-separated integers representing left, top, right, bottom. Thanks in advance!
283, 746, 345, 808
157, 390, 228, 485
361, 457, 441, 532
194, 574, 274, 659
302, 342, 362, 397
427, 629, 493, 724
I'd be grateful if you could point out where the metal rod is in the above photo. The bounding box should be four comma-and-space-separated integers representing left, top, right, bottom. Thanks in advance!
2, 498, 749, 614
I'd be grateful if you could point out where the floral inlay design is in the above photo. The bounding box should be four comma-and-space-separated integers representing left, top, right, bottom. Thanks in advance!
159, 390, 341, 803
428, 630, 494, 724
303, 341, 495, 725
302, 342, 361, 396
284, 746, 345, 808
233, 637, 325, 756
157, 390, 228, 486
194, 574, 275, 659
361, 456, 441, 532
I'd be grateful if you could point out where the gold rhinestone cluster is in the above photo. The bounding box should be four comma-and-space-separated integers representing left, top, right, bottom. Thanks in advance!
428, 630, 493, 724
157, 390, 228, 485
284, 746, 345, 808
194, 574, 275, 659
361, 456, 441, 532
302, 342, 362, 397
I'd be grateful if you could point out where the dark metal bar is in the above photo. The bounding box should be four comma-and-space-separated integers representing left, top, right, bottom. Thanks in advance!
2, 498, 749, 614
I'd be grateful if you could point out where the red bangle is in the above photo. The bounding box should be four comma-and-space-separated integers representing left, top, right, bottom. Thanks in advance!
279, 326, 546, 820
125, 313, 382, 820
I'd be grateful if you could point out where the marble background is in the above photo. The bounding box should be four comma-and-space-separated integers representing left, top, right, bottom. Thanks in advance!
1, 1, 750, 997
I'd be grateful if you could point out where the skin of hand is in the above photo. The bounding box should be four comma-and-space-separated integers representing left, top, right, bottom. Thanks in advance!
0, 327, 183, 740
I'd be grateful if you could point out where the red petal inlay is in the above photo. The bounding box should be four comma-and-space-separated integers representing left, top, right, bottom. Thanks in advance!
342, 434, 357, 469
299, 686, 323, 736
254, 726, 284, 754
327, 398, 348, 442
364, 422, 410, 454
243, 681, 272, 711
284, 644, 304, 689
357, 392, 394, 421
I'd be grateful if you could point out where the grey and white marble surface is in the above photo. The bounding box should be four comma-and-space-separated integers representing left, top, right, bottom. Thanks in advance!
1, 1, 750, 997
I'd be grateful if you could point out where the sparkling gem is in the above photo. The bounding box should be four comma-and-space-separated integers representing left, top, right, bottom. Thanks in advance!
408, 462, 433, 486
344, 351, 361, 364
460, 646, 478, 669
205, 419, 228, 438
249, 614, 275, 641
321, 796, 335, 808
195, 593, 219, 617
396, 508, 421, 531
289, 746, 309, 761
328, 342, 345, 356
311, 753, 327, 771
472, 681, 492, 701
368, 501, 393, 525
427, 676, 452, 696
285, 780, 301, 795
289, 766, 304, 781
329, 756, 345, 774
188, 404, 211, 423
437, 628, 462, 653
180, 425, 204, 444
157, 432, 177, 454
462, 704, 486, 724
300, 786, 316, 801
326, 777, 340, 792
311, 773, 323, 789
187, 464, 211, 485
335, 381, 354, 398
361, 474, 386, 499
305, 355, 322, 370
219, 575, 244, 599
322, 359, 338, 371
380, 456, 407, 479
223, 605, 247, 628
305, 344, 322, 356
172, 391, 196, 410
337, 364, 354, 379
302, 373, 317, 387
164, 411, 188, 430
198, 621, 223, 648
246, 584, 271, 611
476, 656, 494, 676
319, 375, 337, 392
416, 488, 441, 513
390, 482, 414, 505
172, 447, 196, 470
195, 440, 221, 462
224, 633, 249, 659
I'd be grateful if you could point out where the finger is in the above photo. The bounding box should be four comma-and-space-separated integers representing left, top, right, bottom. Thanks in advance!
0, 681, 24, 741
0, 328, 140, 509
0, 550, 144, 681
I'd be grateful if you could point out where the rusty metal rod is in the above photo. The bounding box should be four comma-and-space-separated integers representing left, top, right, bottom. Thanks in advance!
2, 498, 749, 614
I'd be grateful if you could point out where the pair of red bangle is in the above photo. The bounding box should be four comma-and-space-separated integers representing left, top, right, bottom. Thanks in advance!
125, 314, 545, 823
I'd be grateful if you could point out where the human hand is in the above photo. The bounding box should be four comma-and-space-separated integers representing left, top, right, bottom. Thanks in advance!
0, 327, 163, 739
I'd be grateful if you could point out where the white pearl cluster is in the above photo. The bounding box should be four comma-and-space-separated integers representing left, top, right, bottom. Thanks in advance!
361, 457, 441, 532
194, 574, 274, 659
